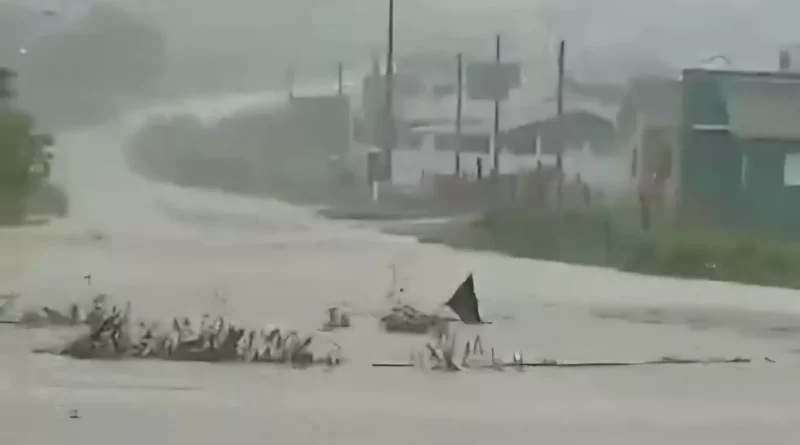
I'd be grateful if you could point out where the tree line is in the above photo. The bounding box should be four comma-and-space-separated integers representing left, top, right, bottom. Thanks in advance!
0, 67, 58, 224
0, 3, 166, 129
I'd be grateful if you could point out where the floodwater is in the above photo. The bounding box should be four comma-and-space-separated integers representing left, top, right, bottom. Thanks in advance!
3, 89, 800, 444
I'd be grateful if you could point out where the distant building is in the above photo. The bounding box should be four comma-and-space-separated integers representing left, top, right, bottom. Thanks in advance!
0, 66, 16, 109
781, 46, 800, 72
680, 67, 800, 235
616, 77, 682, 214
504, 109, 617, 156
780, 49, 791, 72
349, 61, 620, 188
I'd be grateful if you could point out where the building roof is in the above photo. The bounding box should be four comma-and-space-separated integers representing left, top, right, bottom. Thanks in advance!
503, 109, 616, 155
683, 67, 800, 81
686, 68, 800, 141
724, 75, 800, 140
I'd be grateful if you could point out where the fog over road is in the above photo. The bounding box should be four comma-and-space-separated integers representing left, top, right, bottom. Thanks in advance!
3, 88, 800, 444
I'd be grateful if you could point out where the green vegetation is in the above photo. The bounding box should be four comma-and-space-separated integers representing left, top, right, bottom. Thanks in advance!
423, 207, 800, 289
0, 110, 59, 224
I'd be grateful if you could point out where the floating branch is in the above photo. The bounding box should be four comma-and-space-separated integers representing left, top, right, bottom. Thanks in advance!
377, 330, 754, 372
320, 306, 351, 332
373, 356, 753, 369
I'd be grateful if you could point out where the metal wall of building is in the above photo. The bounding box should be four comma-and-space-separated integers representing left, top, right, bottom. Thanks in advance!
680, 68, 800, 236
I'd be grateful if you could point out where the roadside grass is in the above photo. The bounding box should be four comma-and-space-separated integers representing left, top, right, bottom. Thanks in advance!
421, 205, 800, 289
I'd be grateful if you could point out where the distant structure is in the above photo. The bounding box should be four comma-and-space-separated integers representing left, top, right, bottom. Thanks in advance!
0, 66, 16, 109
680, 67, 800, 235
780, 49, 792, 71
778, 46, 800, 72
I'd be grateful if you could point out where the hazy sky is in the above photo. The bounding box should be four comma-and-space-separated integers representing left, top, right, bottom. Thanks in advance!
6, 0, 800, 82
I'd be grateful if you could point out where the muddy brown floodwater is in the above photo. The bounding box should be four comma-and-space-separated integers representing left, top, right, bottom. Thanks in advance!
3, 89, 800, 445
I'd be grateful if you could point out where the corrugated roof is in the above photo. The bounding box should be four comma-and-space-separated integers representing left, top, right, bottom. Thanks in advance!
685, 67, 800, 81
725, 76, 800, 140
388, 89, 617, 133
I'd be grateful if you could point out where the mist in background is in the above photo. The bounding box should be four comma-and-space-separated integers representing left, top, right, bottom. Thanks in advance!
1, 0, 799, 130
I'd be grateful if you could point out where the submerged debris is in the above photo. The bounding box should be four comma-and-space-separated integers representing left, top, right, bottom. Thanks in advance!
380, 304, 443, 333
419, 323, 494, 372
320, 306, 351, 332
39, 298, 343, 368
0, 293, 21, 321
380, 274, 483, 334
380, 327, 751, 372
18, 303, 85, 328
445, 274, 483, 324
15, 293, 101, 328
380, 323, 753, 372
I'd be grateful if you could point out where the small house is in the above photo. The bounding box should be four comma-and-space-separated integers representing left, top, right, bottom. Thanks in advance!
616, 77, 682, 213
680, 67, 800, 235
504, 109, 617, 156
389, 122, 496, 186
0, 66, 16, 108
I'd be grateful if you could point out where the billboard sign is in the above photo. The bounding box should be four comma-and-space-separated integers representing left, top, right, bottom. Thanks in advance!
465, 61, 521, 101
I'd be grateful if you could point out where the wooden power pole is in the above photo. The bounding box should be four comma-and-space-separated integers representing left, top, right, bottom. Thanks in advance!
337, 62, 344, 95
492, 33, 501, 175
287, 66, 295, 101
455, 52, 463, 176
557, 40, 565, 116
383, 0, 396, 181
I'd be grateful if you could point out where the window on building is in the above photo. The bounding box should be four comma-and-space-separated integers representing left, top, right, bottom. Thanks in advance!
784, 152, 800, 186
741, 153, 749, 187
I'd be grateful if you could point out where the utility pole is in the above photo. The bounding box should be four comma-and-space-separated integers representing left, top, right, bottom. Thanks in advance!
383, 0, 395, 181
557, 40, 565, 116
555, 40, 566, 207
492, 33, 501, 175
337, 62, 344, 95
287, 66, 295, 101
455, 52, 463, 176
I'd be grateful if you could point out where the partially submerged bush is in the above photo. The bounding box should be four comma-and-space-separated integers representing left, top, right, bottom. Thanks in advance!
28, 295, 343, 367
380, 304, 444, 334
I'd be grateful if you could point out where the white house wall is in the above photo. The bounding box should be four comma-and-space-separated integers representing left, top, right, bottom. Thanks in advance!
389, 148, 628, 193
349, 140, 628, 194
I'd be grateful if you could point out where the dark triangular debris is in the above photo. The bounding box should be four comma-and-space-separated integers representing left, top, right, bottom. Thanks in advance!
445, 274, 482, 324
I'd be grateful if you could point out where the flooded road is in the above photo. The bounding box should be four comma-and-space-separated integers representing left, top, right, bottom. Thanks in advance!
3, 90, 800, 444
